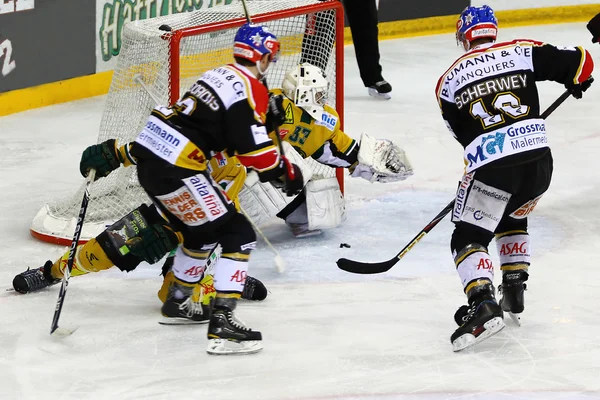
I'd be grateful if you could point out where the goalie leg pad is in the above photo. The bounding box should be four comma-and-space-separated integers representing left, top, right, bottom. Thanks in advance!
281, 141, 313, 185
305, 177, 346, 230
238, 171, 292, 227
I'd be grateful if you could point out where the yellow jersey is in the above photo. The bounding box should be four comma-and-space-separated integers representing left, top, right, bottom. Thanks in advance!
269, 89, 358, 168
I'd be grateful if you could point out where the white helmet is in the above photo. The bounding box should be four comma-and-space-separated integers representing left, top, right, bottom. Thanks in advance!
282, 63, 329, 116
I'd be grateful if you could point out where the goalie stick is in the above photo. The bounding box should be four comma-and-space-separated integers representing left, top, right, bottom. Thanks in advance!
50, 169, 96, 337
336, 89, 572, 274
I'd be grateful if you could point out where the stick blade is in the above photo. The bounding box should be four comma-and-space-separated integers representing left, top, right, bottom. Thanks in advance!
336, 258, 396, 274
51, 326, 78, 339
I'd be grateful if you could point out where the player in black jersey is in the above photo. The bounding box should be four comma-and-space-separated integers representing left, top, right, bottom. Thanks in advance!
77, 23, 303, 355
436, 5, 594, 351
587, 11, 600, 44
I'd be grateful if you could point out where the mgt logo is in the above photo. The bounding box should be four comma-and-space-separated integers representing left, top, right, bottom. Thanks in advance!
466, 131, 505, 168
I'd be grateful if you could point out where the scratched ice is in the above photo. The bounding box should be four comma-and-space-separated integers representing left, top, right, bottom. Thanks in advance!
1, 23, 599, 400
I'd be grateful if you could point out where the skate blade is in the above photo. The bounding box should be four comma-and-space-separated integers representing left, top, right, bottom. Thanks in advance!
368, 88, 391, 100
206, 339, 263, 355
293, 229, 322, 238
507, 312, 522, 326
452, 317, 505, 352
158, 316, 209, 326
51, 326, 78, 339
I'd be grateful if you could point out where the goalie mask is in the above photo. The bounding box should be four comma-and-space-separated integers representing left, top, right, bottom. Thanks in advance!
282, 63, 329, 117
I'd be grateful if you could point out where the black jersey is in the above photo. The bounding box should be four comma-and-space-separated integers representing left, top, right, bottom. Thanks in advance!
435, 39, 593, 172
130, 63, 282, 180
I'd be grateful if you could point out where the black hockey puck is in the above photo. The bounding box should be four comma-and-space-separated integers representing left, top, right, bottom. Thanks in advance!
340, 243, 351, 248
159, 24, 172, 32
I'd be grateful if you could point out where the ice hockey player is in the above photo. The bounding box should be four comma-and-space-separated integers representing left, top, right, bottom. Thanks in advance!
63, 23, 301, 355
12, 154, 268, 318
587, 11, 600, 44
241, 62, 414, 238
436, 5, 593, 351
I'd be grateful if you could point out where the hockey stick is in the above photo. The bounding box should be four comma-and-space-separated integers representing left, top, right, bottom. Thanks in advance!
336, 89, 571, 274
239, 0, 288, 158
337, 200, 454, 274
241, 207, 286, 273
50, 169, 96, 337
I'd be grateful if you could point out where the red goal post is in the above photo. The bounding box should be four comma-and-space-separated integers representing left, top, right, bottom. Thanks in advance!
30, 0, 345, 246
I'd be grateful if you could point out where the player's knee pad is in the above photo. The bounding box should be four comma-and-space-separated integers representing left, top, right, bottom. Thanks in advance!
451, 223, 494, 256
97, 204, 177, 272
495, 230, 530, 271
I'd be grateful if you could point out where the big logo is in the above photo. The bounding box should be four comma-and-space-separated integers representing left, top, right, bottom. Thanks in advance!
465, 131, 505, 168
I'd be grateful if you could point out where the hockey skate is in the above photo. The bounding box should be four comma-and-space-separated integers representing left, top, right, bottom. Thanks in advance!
451, 293, 505, 352
499, 270, 529, 326
207, 299, 262, 355
160, 261, 267, 302
160, 278, 211, 325
287, 222, 322, 238
367, 80, 392, 100
12, 260, 60, 294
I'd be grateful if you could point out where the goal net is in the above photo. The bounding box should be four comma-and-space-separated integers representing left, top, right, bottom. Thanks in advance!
31, 0, 345, 245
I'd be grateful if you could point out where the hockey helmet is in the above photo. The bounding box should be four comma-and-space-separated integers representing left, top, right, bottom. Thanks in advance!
233, 23, 280, 74
456, 5, 498, 51
282, 63, 329, 117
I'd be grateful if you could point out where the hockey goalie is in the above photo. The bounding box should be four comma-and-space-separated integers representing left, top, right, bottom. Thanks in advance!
241, 63, 414, 238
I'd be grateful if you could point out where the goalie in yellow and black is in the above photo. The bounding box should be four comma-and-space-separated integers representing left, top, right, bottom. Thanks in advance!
240, 62, 415, 238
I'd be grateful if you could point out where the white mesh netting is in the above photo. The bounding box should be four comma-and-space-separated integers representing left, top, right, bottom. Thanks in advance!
31, 0, 342, 244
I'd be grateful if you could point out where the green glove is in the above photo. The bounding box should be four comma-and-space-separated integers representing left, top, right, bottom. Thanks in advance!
80, 139, 121, 179
126, 224, 180, 265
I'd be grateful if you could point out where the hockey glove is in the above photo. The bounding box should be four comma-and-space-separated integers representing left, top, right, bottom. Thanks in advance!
80, 139, 121, 180
565, 76, 594, 99
281, 157, 304, 197
126, 224, 180, 265
267, 94, 286, 127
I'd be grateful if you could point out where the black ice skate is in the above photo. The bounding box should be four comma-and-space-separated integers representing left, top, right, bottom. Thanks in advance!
242, 276, 268, 301
499, 270, 529, 326
12, 260, 60, 294
160, 280, 210, 325
207, 300, 262, 355
367, 80, 392, 100
451, 294, 505, 352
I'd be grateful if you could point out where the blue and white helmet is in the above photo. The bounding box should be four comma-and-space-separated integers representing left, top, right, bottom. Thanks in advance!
456, 5, 498, 51
233, 23, 280, 74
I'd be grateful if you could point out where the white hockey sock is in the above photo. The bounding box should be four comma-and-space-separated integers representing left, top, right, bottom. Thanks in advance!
496, 231, 530, 271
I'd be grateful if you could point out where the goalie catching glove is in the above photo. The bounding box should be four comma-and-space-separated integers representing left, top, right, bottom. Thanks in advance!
350, 133, 414, 183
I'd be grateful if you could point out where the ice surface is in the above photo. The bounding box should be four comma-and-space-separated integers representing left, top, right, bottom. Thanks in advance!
1, 23, 600, 399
